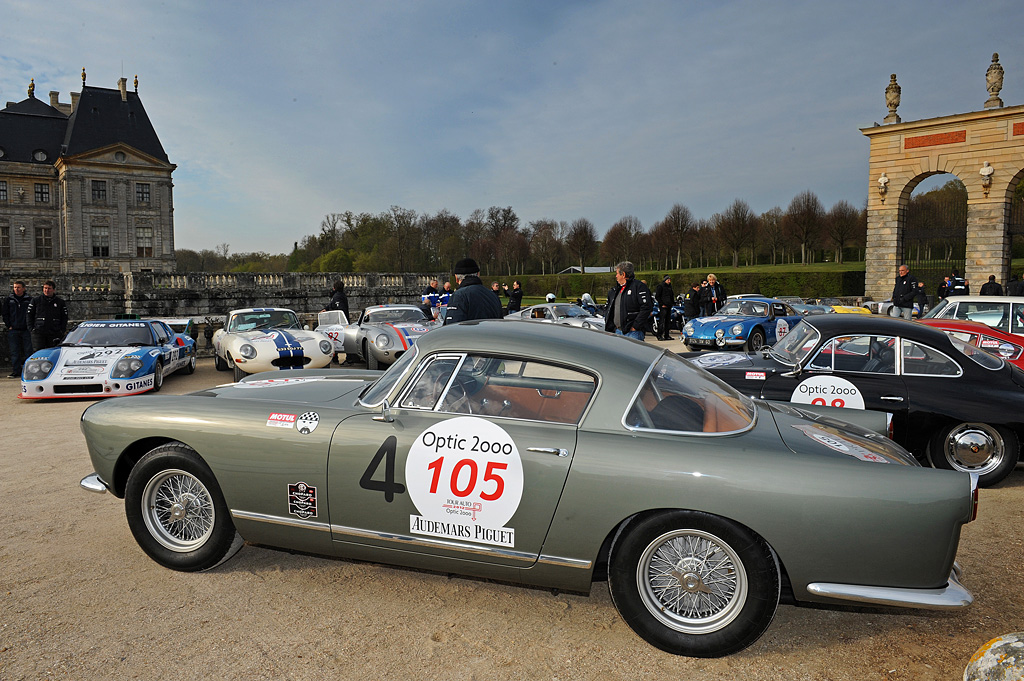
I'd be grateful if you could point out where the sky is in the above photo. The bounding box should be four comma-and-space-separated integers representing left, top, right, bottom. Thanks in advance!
2, 1, 1021, 254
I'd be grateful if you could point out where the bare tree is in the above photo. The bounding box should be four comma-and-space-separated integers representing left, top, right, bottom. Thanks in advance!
759, 207, 785, 265
825, 200, 862, 264
601, 215, 643, 265
565, 218, 597, 273
783, 191, 825, 265
528, 219, 561, 274
486, 206, 521, 276
662, 203, 694, 269
714, 200, 758, 268
215, 243, 230, 259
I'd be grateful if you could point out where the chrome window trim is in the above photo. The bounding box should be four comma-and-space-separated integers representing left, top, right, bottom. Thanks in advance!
899, 338, 965, 377
395, 352, 465, 410
358, 345, 421, 408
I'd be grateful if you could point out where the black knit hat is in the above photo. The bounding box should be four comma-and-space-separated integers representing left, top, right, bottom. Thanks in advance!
454, 258, 479, 274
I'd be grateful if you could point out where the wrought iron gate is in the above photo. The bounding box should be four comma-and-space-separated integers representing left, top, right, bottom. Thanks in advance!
902, 187, 967, 302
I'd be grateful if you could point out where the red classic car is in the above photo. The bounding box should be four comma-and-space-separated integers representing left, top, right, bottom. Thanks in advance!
917, 318, 1024, 370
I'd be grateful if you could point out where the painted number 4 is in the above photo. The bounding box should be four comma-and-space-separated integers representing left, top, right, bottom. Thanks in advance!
359, 436, 406, 502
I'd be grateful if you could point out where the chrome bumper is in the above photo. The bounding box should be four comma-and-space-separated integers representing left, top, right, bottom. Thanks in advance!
806, 563, 972, 610
80, 473, 109, 494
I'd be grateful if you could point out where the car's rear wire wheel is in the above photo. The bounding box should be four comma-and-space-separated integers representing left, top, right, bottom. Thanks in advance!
930, 422, 1018, 487
608, 510, 779, 657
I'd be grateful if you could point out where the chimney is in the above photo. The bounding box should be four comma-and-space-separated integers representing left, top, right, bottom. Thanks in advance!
118, 77, 127, 101
70, 92, 80, 112
50, 91, 60, 108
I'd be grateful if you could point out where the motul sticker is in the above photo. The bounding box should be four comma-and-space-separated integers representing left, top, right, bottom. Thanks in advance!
745, 371, 766, 380
288, 482, 317, 519
267, 412, 296, 428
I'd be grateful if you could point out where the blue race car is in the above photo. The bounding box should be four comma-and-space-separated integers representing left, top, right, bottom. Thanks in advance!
21, 318, 197, 399
682, 297, 803, 352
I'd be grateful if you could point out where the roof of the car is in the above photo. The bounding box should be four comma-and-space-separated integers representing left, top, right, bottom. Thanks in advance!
801, 313, 951, 342
917, 318, 1014, 336
365, 304, 421, 311
939, 295, 1024, 303
228, 308, 295, 314
414, 319, 661, 376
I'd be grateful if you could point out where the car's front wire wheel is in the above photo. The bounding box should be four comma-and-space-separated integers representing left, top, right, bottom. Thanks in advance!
124, 443, 243, 571
608, 511, 779, 657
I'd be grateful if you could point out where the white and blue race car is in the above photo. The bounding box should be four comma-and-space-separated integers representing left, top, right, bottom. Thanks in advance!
682, 297, 803, 352
213, 307, 336, 380
20, 319, 196, 399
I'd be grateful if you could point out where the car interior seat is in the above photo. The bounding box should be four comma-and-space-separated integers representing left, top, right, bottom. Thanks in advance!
648, 394, 706, 432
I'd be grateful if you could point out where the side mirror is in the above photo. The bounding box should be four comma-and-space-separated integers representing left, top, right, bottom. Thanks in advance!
373, 399, 395, 423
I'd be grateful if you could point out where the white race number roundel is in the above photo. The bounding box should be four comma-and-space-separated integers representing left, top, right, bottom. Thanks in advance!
791, 375, 865, 409
406, 417, 524, 531
776, 319, 790, 338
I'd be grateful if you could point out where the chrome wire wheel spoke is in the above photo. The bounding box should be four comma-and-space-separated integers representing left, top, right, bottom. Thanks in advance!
142, 469, 216, 552
637, 529, 747, 634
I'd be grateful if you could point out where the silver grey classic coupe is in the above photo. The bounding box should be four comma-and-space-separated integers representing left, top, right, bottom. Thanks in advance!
79, 321, 977, 658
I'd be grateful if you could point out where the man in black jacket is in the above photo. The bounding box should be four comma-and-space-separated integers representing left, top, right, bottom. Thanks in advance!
444, 259, 504, 324
604, 261, 654, 340
503, 281, 523, 313
27, 280, 69, 351
2, 281, 32, 377
653, 275, 675, 341
890, 265, 918, 319
682, 282, 702, 321
980, 275, 1003, 296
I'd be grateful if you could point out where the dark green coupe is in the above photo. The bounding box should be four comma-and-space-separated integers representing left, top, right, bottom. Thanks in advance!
80, 321, 977, 658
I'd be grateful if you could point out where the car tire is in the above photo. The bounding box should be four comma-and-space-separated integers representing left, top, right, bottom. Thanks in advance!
607, 510, 779, 658
124, 442, 244, 572
929, 422, 1019, 487
232, 360, 246, 382
746, 329, 766, 352
214, 353, 228, 371
152, 360, 164, 392
366, 342, 379, 370
181, 353, 197, 375
684, 342, 701, 353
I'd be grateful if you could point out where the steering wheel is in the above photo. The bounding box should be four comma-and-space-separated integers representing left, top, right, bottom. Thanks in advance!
442, 377, 473, 414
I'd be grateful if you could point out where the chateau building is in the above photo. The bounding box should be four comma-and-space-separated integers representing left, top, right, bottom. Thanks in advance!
0, 73, 175, 274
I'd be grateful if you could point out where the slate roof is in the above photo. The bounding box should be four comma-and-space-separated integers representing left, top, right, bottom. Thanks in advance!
0, 85, 168, 165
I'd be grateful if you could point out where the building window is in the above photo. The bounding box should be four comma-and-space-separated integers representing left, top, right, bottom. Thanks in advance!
0, 227, 10, 258
136, 226, 153, 257
91, 226, 110, 257
0, 180, 7, 201
136, 183, 150, 204
35, 183, 50, 203
91, 180, 107, 202
35, 227, 53, 258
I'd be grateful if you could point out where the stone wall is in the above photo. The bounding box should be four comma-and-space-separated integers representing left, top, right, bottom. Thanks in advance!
0, 271, 444, 367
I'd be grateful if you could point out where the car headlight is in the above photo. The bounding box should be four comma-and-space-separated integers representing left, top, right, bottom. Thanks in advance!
110, 357, 144, 378
24, 359, 55, 380
319, 340, 333, 355
239, 344, 257, 359
684, 322, 694, 335
730, 324, 744, 336
715, 329, 725, 339
374, 334, 392, 350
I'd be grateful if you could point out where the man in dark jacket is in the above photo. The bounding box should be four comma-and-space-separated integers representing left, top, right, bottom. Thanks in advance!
890, 265, 918, 319
604, 261, 654, 340
503, 281, 523, 313
682, 282, 702, 321
2, 281, 32, 377
324, 280, 350, 320
947, 269, 969, 296
980, 275, 1003, 296
27, 280, 69, 351
653, 275, 675, 341
1006, 274, 1024, 297
444, 259, 504, 324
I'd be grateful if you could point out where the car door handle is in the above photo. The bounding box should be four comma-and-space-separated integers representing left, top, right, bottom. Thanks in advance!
880, 395, 904, 402
527, 447, 569, 458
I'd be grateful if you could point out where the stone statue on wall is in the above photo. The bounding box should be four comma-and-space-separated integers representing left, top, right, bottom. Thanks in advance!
985, 53, 1004, 109
884, 74, 901, 124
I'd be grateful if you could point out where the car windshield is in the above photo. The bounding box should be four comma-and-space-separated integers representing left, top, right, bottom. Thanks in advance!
360, 345, 420, 406
365, 308, 429, 324
625, 354, 756, 433
62, 321, 153, 346
768, 320, 820, 365
230, 310, 300, 331
552, 304, 589, 318
716, 300, 768, 317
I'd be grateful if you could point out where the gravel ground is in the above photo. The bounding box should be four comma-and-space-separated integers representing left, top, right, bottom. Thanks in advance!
1, 346, 1022, 680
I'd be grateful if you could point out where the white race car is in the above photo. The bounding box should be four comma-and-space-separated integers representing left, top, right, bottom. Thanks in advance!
213, 307, 336, 381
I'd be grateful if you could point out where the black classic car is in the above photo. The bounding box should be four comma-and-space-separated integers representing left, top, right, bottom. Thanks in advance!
686, 314, 1024, 487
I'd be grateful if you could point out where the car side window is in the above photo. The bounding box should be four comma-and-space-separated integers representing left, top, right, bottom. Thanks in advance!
435, 354, 595, 424
401, 356, 461, 410
153, 322, 170, 345
1013, 303, 1024, 335
807, 339, 835, 370
901, 340, 962, 377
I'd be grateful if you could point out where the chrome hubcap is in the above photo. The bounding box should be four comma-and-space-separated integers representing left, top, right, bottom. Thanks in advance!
945, 423, 1003, 475
637, 529, 746, 634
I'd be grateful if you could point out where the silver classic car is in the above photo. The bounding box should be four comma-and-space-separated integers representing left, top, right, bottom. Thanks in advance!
504, 303, 604, 330
330, 304, 439, 369
79, 321, 976, 658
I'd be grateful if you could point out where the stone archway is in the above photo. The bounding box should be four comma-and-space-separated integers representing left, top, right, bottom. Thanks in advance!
861, 63, 1024, 301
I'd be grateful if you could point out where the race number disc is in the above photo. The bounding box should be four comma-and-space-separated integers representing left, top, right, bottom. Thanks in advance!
791, 375, 865, 409
406, 417, 523, 546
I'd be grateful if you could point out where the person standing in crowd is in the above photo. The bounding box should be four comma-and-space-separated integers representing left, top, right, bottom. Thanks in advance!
323, 279, 350, 320
439, 281, 454, 307
27, 280, 69, 351
444, 259, 504, 324
2, 281, 32, 378
491, 281, 503, 309
890, 264, 918, 319
503, 280, 523, 313
980, 275, 1003, 296
420, 279, 439, 318
579, 292, 597, 315
947, 268, 969, 296
653, 275, 675, 341
937, 276, 952, 300
1006, 274, 1024, 296
700, 274, 726, 317
682, 282, 702, 321
604, 261, 654, 340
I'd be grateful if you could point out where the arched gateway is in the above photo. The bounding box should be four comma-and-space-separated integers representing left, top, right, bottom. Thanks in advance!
861, 55, 1024, 302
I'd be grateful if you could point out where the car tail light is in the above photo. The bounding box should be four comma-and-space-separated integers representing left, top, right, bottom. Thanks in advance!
969, 473, 980, 522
